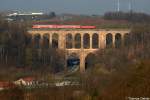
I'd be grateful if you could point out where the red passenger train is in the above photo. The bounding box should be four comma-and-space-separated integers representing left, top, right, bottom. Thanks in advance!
32, 25, 96, 29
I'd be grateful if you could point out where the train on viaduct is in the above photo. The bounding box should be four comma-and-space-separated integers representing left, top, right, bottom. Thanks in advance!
28, 25, 130, 72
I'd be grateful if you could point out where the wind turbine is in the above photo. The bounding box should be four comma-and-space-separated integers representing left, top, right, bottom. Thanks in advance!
128, 0, 133, 12
117, 0, 120, 12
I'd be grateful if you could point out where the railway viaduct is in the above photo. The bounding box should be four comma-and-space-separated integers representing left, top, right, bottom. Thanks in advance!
28, 29, 130, 72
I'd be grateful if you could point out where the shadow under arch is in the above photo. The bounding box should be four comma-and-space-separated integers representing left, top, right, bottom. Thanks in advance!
92, 33, 99, 48
115, 33, 122, 48
52, 33, 59, 48
67, 53, 80, 70
83, 33, 90, 49
33, 34, 41, 49
124, 33, 131, 47
43, 33, 50, 49
85, 53, 97, 70
75, 33, 81, 49
106, 33, 113, 48
26, 34, 32, 47
66, 33, 73, 49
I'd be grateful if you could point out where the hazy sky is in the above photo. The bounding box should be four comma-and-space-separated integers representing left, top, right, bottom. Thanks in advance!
0, 0, 150, 15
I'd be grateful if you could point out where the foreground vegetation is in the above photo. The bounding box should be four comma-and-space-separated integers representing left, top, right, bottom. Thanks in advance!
0, 12, 150, 99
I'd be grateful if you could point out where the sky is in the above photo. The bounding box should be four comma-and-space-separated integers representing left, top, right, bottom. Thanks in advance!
0, 0, 150, 15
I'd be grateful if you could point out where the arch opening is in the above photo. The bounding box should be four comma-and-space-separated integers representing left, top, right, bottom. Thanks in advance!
92, 33, 99, 49
33, 34, 41, 49
52, 33, 59, 48
124, 33, 130, 47
43, 34, 50, 49
115, 33, 122, 48
85, 53, 97, 70
26, 34, 32, 47
67, 53, 80, 71
83, 33, 90, 49
75, 34, 81, 49
106, 33, 113, 48
66, 33, 73, 49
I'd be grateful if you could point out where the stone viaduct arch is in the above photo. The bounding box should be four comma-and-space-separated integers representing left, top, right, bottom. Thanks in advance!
28, 29, 130, 73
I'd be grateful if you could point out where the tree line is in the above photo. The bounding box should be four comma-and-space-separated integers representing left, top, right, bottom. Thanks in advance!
103, 11, 150, 23
82, 12, 150, 99
0, 15, 65, 73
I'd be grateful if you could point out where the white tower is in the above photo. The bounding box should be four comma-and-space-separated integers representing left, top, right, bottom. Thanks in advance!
128, 0, 132, 12
117, 0, 120, 12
